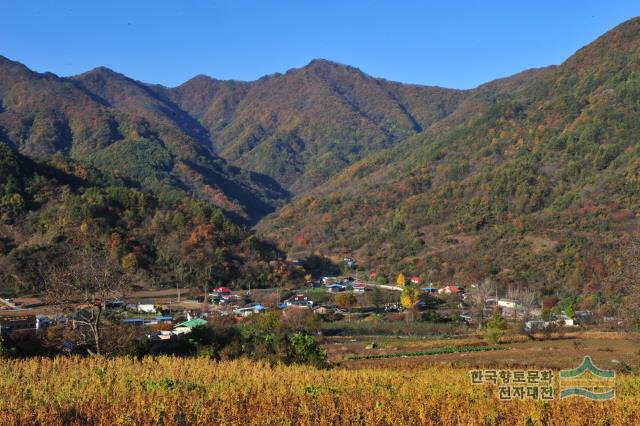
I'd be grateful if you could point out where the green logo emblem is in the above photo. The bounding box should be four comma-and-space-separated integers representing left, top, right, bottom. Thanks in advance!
559, 356, 615, 400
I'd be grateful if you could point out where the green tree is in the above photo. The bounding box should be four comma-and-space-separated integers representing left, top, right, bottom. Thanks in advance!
286, 332, 327, 368
367, 286, 385, 309
485, 312, 507, 344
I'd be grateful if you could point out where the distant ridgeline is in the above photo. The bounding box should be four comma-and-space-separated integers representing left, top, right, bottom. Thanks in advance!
1, 18, 640, 301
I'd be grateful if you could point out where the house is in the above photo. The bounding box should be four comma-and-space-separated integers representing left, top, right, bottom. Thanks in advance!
322, 277, 337, 285
369, 272, 378, 280
524, 320, 548, 332
343, 257, 356, 268
155, 316, 174, 324
410, 276, 424, 285
555, 314, 575, 326
173, 318, 208, 335
326, 284, 346, 293
438, 286, 462, 295
123, 316, 172, 327
497, 299, 518, 309
0, 314, 37, 336
524, 314, 576, 332
33, 315, 50, 331
122, 318, 149, 326
575, 310, 595, 324
234, 304, 267, 317
132, 300, 156, 314
353, 283, 367, 293
220, 294, 242, 304
313, 306, 332, 315
148, 330, 174, 341
285, 294, 314, 308
105, 300, 125, 309
214, 286, 232, 295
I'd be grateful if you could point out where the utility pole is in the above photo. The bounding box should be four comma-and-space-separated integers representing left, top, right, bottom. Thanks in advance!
202, 282, 208, 314
276, 281, 281, 309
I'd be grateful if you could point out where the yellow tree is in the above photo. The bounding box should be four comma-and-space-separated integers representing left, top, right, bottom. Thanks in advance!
121, 253, 138, 270
400, 286, 421, 321
396, 273, 406, 287
335, 292, 358, 322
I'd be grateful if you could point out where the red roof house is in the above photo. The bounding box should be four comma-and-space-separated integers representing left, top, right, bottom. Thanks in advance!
438, 285, 461, 294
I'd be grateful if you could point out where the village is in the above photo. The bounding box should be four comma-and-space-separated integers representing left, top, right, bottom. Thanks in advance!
0, 254, 600, 356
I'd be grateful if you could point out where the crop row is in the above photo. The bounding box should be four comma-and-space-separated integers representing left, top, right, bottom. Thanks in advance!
346, 345, 503, 360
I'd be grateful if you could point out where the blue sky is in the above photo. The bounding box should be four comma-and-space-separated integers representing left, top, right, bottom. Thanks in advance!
1, 1, 638, 89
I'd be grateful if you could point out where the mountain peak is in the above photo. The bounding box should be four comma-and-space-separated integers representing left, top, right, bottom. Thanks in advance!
305, 58, 344, 67
180, 74, 217, 86
302, 58, 358, 73
74, 66, 130, 82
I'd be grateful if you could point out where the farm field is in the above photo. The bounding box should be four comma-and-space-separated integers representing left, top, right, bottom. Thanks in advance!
0, 355, 638, 425
326, 332, 640, 371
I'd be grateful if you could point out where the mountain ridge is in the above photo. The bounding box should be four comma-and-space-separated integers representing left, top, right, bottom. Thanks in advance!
0, 55, 290, 223
1, 17, 640, 301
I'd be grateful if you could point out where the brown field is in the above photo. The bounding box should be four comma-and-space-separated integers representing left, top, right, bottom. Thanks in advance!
326, 331, 640, 371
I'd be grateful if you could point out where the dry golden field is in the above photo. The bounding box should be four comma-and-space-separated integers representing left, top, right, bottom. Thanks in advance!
0, 355, 638, 425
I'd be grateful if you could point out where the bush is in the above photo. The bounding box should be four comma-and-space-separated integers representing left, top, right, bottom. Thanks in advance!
421, 310, 444, 322
484, 312, 507, 344
287, 332, 328, 368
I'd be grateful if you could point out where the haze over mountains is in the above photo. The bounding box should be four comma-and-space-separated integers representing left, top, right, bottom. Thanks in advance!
1, 17, 640, 294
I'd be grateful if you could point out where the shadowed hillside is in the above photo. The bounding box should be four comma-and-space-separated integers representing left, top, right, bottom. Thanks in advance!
0, 142, 283, 293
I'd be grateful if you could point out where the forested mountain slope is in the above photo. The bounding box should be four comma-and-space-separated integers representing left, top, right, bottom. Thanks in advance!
258, 17, 640, 305
0, 56, 288, 222
0, 142, 283, 294
154, 59, 467, 192
2, 17, 640, 310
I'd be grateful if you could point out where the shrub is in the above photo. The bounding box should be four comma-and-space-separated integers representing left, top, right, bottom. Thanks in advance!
484, 312, 507, 344
286, 332, 328, 368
